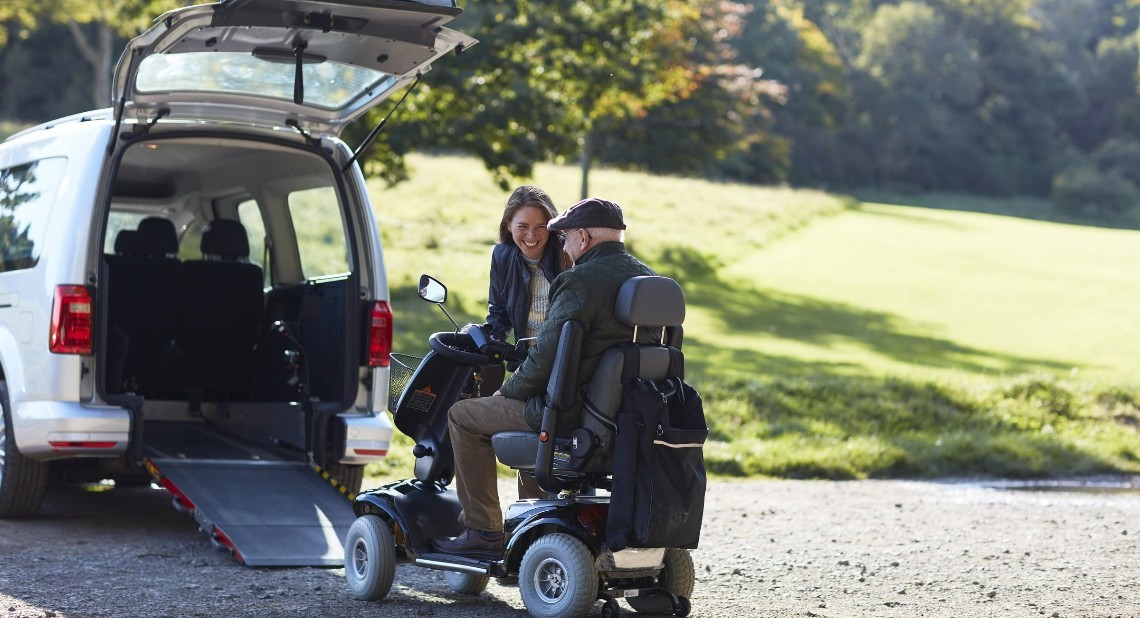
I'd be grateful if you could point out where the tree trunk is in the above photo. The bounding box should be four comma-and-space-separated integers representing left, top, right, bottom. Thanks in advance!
68, 22, 115, 109
579, 130, 593, 200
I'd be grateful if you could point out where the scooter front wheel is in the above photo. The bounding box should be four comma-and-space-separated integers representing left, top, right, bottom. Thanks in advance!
519, 533, 599, 618
344, 515, 396, 601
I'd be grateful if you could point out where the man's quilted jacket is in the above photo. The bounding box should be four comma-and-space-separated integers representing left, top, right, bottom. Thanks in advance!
500, 241, 657, 430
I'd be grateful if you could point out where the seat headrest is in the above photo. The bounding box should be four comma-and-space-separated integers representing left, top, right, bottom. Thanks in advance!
114, 229, 166, 257
138, 217, 179, 256
616, 276, 685, 327
200, 219, 250, 261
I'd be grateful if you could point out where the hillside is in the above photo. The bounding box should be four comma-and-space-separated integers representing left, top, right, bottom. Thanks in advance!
365, 154, 1140, 480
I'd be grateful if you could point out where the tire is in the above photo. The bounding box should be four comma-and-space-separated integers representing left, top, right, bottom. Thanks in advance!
445, 571, 490, 595
344, 515, 396, 601
519, 533, 599, 618
324, 461, 364, 495
625, 548, 695, 615
0, 381, 48, 519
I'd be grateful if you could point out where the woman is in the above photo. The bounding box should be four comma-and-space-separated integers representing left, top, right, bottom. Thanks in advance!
486, 185, 566, 349
480, 186, 566, 516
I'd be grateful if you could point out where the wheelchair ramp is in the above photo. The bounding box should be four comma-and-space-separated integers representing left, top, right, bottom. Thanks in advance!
147, 458, 354, 567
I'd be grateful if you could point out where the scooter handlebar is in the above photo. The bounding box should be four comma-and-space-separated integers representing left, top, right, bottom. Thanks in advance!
428, 331, 494, 367
427, 324, 525, 368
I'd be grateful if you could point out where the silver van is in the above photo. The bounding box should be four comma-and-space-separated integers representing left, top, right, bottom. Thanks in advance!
0, 0, 474, 565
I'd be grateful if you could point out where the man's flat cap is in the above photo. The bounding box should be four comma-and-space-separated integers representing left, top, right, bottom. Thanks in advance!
548, 197, 627, 231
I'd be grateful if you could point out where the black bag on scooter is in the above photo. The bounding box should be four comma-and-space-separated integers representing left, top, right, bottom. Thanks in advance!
607, 343, 707, 551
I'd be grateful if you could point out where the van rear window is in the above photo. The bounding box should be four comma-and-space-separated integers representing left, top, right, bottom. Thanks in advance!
0, 158, 67, 273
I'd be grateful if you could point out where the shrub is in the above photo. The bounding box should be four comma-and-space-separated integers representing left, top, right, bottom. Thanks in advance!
1091, 137, 1140, 186
1050, 164, 1139, 220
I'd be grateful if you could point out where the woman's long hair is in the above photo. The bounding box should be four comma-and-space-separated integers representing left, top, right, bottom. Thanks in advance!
498, 185, 558, 245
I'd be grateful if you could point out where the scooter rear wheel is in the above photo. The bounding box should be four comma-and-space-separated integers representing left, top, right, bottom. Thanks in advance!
519, 533, 599, 618
344, 515, 396, 601
625, 548, 694, 615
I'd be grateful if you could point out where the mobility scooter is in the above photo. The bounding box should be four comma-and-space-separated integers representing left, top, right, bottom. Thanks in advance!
343, 274, 702, 617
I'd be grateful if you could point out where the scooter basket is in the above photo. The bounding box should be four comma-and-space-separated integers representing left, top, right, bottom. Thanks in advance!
389, 353, 422, 411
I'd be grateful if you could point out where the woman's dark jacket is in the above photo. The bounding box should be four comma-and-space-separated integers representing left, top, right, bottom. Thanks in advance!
486, 238, 564, 342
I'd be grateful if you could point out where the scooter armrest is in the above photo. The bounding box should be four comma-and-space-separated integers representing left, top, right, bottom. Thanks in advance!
534, 320, 583, 493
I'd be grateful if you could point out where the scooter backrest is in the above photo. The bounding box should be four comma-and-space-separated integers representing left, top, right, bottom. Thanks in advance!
579, 276, 685, 469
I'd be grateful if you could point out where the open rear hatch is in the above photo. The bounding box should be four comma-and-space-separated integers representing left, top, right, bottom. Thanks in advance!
113, 0, 477, 137
144, 422, 355, 567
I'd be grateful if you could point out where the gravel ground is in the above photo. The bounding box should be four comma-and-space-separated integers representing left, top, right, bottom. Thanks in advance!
0, 476, 1137, 618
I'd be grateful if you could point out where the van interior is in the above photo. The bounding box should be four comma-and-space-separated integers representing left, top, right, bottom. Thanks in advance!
94, 136, 364, 476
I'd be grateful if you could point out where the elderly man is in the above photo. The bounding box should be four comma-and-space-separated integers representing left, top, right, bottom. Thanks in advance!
433, 197, 657, 558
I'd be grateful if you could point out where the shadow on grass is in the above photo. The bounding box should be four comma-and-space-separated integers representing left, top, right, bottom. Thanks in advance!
673, 270, 1073, 380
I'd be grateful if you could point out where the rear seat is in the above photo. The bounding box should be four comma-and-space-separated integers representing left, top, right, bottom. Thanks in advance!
104, 229, 181, 397
176, 219, 265, 401
139, 216, 179, 258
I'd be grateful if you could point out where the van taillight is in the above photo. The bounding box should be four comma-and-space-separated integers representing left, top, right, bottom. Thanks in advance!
49, 285, 93, 355
367, 300, 392, 368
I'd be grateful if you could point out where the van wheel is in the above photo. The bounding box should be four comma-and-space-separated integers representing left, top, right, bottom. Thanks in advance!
625, 548, 695, 615
0, 381, 49, 518
344, 515, 396, 601
445, 571, 489, 595
519, 533, 599, 618
324, 461, 364, 494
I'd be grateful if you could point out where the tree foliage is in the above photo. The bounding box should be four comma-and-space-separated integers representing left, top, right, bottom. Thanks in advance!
368, 0, 706, 195
1, 0, 194, 108
594, 2, 788, 182
5, 0, 1140, 221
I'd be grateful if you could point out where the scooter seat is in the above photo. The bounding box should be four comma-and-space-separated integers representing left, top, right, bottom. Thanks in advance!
491, 431, 541, 468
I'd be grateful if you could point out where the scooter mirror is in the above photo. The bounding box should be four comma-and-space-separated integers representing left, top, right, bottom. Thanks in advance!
418, 274, 447, 304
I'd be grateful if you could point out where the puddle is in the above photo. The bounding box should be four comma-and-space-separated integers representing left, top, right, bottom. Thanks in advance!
985, 478, 1140, 495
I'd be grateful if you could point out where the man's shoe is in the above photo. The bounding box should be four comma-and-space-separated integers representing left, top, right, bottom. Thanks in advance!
433, 528, 504, 559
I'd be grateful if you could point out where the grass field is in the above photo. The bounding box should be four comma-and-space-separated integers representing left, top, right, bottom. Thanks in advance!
363, 154, 1140, 481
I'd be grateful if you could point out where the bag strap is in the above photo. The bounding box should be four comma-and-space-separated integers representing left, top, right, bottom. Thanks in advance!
583, 397, 618, 433
667, 345, 685, 380
619, 342, 642, 384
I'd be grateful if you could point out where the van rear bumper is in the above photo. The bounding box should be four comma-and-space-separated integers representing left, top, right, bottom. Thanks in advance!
11, 401, 130, 461
335, 411, 394, 464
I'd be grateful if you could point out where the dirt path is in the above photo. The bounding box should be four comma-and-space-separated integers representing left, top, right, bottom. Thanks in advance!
0, 477, 1137, 617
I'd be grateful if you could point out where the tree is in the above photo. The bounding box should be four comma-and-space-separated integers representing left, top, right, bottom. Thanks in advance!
852, 2, 983, 190
735, 1, 850, 186
0, 4, 35, 47
844, 0, 1081, 195
374, 0, 703, 196
1, 1, 191, 109
594, 1, 790, 183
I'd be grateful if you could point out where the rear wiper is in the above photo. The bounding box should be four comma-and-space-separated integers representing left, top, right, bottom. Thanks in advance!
343, 72, 422, 174
293, 39, 307, 105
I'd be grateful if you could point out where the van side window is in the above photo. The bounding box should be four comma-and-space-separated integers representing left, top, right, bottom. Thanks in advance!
0, 158, 67, 273
103, 212, 149, 254
287, 187, 350, 280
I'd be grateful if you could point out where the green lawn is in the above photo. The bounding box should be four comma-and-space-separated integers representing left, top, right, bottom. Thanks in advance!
719, 202, 1140, 382
365, 154, 1140, 481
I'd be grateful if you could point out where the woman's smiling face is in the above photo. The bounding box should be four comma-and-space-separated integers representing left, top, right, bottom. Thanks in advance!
510, 205, 551, 260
